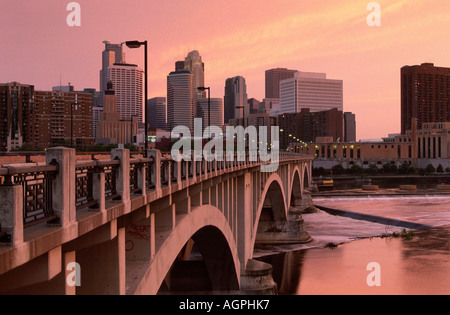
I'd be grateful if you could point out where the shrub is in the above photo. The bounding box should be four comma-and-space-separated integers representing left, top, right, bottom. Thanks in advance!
436, 164, 444, 173
367, 163, 379, 175
425, 164, 436, 174
349, 164, 364, 174
331, 164, 345, 175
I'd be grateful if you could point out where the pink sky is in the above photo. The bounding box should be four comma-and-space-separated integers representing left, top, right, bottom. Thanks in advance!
1, 0, 449, 140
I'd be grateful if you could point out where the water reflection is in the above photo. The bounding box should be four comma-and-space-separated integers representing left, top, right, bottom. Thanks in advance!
258, 225, 450, 295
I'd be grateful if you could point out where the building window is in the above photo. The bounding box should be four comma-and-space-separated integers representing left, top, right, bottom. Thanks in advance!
438, 137, 442, 158
418, 139, 421, 158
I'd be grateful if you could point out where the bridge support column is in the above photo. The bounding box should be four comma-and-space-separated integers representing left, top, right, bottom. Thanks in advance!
255, 208, 312, 245
76, 227, 126, 295
292, 191, 317, 213
237, 173, 252, 267
239, 259, 277, 295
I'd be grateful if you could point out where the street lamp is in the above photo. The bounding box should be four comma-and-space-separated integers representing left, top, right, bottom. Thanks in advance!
125, 40, 148, 156
197, 86, 210, 138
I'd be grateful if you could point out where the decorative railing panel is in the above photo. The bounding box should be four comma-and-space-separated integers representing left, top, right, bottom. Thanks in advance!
0, 165, 58, 227
75, 162, 96, 210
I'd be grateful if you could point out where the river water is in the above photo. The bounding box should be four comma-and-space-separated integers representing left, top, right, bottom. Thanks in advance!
254, 196, 450, 295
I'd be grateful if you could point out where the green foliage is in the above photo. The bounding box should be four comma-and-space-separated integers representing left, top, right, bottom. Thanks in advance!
425, 164, 436, 174
367, 163, 379, 175
11, 144, 45, 151
436, 164, 444, 173
349, 164, 364, 174
382, 162, 398, 174
399, 161, 415, 174
331, 164, 345, 175
313, 167, 326, 177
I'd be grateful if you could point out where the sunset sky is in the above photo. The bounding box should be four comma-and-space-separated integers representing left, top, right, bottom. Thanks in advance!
1, 0, 449, 140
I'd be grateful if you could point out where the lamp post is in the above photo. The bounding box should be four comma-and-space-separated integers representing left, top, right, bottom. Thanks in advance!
197, 86, 210, 138
125, 40, 148, 156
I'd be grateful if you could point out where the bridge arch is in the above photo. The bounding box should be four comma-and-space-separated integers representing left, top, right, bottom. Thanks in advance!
289, 167, 302, 207
132, 205, 240, 295
251, 173, 288, 254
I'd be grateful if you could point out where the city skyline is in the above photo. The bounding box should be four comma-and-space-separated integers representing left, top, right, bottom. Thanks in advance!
1, 0, 450, 140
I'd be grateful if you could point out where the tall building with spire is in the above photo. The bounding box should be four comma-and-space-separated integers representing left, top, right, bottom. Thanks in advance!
99, 41, 144, 124
224, 76, 248, 123
176, 50, 205, 118
100, 42, 124, 96
96, 81, 139, 145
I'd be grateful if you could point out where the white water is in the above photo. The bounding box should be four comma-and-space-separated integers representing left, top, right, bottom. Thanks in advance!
253, 196, 450, 258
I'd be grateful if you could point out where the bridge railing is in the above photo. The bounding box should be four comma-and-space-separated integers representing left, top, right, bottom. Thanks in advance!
0, 163, 59, 230
0, 147, 311, 246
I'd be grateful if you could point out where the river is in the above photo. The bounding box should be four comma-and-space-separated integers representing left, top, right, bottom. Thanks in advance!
254, 196, 450, 295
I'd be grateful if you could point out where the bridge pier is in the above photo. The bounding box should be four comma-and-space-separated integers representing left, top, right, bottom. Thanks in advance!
76, 227, 126, 295
239, 259, 277, 295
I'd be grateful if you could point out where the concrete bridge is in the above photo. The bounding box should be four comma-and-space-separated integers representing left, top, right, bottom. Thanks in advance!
0, 147, 314, 295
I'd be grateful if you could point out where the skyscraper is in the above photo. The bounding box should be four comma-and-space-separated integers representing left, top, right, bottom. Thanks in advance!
33, 90, 93, 148
82, 88, 102, 138
265, 68, 298, 99
107, 63, 144, 122
278, 108, 343, 148
197, 97, 224, 130
96, 81, 139, 145
0, 82, 34, 151
344, 112, 356, 142
224, 76, 248, 123
147, 97, 167, 131
100, 42, 124, 96
401, 63, 450, 134
247, 98, 260, 115
177, 50, 205, 117
167, 70, 194, 131
279, 71, 343, 114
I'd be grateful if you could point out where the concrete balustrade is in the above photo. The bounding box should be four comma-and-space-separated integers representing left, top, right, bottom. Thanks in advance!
46, 147, 76, 226
0, 184, 23, 246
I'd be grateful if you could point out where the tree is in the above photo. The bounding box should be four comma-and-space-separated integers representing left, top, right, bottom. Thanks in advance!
399, 162, 415, 174
425, 164, 436, 174
382, 162, 398, 174
446, 167, 450, 173
331, 164, 345, 175
313, 167, 326, 177
436, 164, 444, 173
368, 163, 379, 175
349, 164, 364, 175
